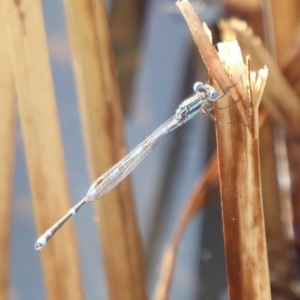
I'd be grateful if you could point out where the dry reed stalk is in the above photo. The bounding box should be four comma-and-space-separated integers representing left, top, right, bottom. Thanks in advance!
221, 17, 300, 297
4, 0, 84, 298
216, 43, 269, 300
269, 3, 300, 297
0, 9, 15, 299
219, 19, 300, 138
177, 1, 270, 299
280, 23, 300, 275
156, 8, 300, 297
155, 109, 269, 300
62, 0, 146, 299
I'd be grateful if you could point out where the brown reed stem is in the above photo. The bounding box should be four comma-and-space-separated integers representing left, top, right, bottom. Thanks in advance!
62, 0, 146, 299
176, 1, 270, 299
220, 19, 300, 139
0, 9, 15, 298
4, 0, 84, 298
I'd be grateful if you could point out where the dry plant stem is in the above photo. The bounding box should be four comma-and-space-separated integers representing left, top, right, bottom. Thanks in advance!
280, 22, 300, 261
4, 0, 84, 299
261, 0, 277, 61
154, 155, 218, 300
155, 109, 268, 300
177, 1, 270, 299
220, 19, 300, 138
216, 51, 270, 299
0, 11, 15, 299
269, 3, 300, 295
221, 17, 300, 297
156, 13, 300, 297
62, 0, 146, 299
260, 4, 295, 290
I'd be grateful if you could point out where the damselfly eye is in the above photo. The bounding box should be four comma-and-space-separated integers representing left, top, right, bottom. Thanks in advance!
209, 89, 218, 100
193, 81, 204, 93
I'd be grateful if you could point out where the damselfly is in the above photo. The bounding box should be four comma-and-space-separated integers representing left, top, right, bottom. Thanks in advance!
35, 81, 220, 250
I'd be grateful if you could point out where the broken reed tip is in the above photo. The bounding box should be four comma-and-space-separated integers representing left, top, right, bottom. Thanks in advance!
216, 40, 268, 131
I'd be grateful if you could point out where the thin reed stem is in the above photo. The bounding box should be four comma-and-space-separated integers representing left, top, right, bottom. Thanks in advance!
4, 0, 84, 298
